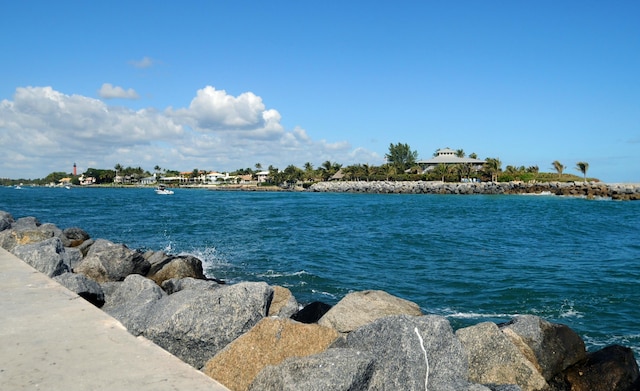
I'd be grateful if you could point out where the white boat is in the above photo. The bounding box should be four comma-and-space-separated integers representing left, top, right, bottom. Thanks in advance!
155, 185, 174, 195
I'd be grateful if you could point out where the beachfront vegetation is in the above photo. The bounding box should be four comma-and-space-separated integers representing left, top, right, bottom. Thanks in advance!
0, 143, 596, 186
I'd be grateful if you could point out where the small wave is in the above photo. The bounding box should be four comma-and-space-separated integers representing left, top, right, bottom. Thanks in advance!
520, 191, 553, 196
256, 270, 311, 278
180, 246, 232, 267
558, 301, 584, 319
310, 289, 338, 300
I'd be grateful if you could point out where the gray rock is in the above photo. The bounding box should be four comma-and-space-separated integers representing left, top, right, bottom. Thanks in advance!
74, 239, 150, 282
62, 227, 90, 247
340, 314, 476, 391
11, 237, 69, 277
500, 315, 587, 380
39, 223, 72, 247
102, 274, 166, 335
63, 246, 84, 271
549, 344, 640, 391
485, 385, 523, 391
456, 322, 547, 391
249, 348, 376, 391
161, 277, 221, 294
318, 290, 422, 333
53, 272, 105, 307
0, 222, 63, 251
146, 254, 206, 285
143, 281, 273, 369
11, 216, 40, 230
0, 210, 14, 231
75, 238, 94, 257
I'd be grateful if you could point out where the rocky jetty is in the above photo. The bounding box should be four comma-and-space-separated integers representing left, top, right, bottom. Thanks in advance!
1, 210, 639, 391
309, 181, 640, 200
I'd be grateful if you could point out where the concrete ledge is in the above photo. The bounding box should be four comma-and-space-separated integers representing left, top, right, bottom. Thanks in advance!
0, 248, 229, 391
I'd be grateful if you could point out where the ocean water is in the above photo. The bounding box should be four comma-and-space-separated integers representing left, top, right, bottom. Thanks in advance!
2, 186, 639, 360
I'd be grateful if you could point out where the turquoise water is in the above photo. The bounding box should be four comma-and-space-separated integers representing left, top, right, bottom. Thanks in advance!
2, 186, 639, 359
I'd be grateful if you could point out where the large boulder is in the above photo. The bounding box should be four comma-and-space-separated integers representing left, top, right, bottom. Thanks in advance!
101, 274, 167, 334
0, 210, 14, 231
549, 345, 639, 391
456, 322, 548, 391
337, 314, 481, 391
249, 348, 377, 391
74, 239, 150, 283
268, 286, 299, 318
318, 290, 423, 333
11, 216, 40, 230
143, 281, 273, 369
11, 237, 69, 277
63, 246, 84, 271
161, 276, 221, 294
62, 227, 90, 247
53, 272, 105, 307
203, 317, 340, 391
146, 254, 207, 285
0, 224, 52, 252
500, 315, 587, 380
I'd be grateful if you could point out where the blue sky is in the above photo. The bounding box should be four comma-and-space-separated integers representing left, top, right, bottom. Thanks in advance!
1, 1, 638, 182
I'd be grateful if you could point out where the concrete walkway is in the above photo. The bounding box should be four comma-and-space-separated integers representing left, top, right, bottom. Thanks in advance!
0, 248, 230, 391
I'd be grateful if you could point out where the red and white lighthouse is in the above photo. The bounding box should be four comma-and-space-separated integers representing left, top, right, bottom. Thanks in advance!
73, 163, 77, 176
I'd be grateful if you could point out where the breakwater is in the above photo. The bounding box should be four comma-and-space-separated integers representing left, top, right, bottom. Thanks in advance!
309, 181, 640, 200
1, 209, 639, 391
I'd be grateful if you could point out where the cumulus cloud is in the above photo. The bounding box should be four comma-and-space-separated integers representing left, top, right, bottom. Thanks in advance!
98, 83, 140, 99
0, 85, 381, 179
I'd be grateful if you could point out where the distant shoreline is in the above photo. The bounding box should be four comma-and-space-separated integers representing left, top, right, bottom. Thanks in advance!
27, 181, 640, 200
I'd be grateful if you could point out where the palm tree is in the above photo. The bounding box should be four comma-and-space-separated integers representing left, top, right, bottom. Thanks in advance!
576, 162, 589, 182
456, 163, 472, 182
433, 164, 451, 182
456, 149, 465, 158
484, 158, 502, 182
255, 163, 262, 171
552, 160, 565, 179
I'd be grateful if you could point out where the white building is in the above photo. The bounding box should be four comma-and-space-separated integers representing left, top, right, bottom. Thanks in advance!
417, 148, 486, 172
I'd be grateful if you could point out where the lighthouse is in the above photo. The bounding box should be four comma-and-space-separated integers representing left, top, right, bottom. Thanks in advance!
73, 163, 77, 176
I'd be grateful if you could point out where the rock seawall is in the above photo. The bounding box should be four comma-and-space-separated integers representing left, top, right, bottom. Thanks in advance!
309, 181, 640, 200
1, 210, 639, 391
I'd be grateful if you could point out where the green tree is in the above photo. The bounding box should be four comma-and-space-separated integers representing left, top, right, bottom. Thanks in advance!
456, 149, 465, 158
385, 143, 418, 172
319, 160, 341, 181
469, 152, 478, 159
576, 162, 589, 182
456, 163, 472, 181
484, 158, 502, 182
433, 163, 452, 182
255, 163, 262, 171
552, 160, 565, 179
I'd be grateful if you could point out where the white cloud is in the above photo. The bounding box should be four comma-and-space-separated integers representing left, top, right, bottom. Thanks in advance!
172, 86, 271, 130
0, 85, 381, 179
98, 83, 140, 99
129, 56, 155, 69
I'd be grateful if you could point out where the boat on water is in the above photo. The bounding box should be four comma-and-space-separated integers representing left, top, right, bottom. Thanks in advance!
155, 185, 174, 195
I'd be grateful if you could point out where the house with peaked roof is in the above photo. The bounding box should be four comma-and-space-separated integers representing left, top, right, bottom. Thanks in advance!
417, 148, 486, 173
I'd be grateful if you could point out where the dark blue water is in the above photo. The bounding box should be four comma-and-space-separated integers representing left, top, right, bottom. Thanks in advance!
2, 186, 639, 360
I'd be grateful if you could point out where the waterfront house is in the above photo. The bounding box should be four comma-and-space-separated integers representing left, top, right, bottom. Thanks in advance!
417, 148, 486, 173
